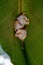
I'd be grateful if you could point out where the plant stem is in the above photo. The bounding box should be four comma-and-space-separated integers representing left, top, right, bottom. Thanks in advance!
18, 0, 23, 14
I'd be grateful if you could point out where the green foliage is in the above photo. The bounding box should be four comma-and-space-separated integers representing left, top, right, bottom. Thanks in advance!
24, 0, 43, 65
0, 0, 26, 65
0, 0, 43, 65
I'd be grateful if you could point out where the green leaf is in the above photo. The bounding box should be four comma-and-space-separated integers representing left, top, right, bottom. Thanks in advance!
24, 0, 43, 65
0, 0, 26, 65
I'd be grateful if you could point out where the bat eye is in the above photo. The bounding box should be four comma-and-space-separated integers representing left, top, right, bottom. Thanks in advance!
17, 32, 22, 35
26, 20, 27, 22
17, 33, 19, 35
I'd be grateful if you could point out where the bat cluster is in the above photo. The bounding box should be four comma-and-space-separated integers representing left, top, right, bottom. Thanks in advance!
13, 12, 29, 41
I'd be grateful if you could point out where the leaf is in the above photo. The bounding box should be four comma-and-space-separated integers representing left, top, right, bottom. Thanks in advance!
24, 0, 43, 65
0, 0, 26, 65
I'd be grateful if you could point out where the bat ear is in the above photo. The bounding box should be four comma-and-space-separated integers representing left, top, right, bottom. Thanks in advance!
27, 19, 29, 21
23, 12, 26, 15
28, 22, 29, 25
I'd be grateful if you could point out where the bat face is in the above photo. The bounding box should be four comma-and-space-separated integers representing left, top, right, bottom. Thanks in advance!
17, 14, 29, 26
14, 21, 24, 31
15, 29, 27, 41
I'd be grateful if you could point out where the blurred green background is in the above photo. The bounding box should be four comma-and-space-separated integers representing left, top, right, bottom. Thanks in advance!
24, 0, 43, 65
0, 0, 43, 65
